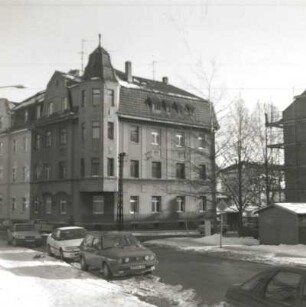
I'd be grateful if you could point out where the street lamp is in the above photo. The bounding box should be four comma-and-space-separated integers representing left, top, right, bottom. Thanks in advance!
0, 85, 26, 89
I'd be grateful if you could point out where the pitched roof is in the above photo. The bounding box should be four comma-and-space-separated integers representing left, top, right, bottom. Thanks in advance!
116, 71, 218, 129
258, 203, 306, 215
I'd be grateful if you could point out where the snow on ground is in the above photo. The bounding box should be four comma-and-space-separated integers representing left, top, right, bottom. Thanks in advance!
0, 241, 226, 307
145, 234, 306, 267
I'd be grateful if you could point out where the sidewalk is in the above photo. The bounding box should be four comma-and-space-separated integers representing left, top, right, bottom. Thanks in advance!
145, 234, 306, 267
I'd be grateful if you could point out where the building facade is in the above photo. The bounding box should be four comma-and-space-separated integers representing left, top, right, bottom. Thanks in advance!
0, 41, 218, 230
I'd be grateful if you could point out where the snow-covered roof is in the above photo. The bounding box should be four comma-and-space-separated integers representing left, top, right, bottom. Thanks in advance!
257, 203, 306, 215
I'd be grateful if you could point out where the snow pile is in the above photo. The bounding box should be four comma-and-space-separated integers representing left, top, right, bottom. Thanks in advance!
146, 235, 306, 267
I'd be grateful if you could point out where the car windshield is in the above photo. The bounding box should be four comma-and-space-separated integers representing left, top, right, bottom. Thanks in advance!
60, 229, 86, 240
15, 224, 35, 231
103, 234, 140, 248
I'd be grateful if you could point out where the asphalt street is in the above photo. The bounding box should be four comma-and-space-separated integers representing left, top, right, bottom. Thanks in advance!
149, 245, 270, 305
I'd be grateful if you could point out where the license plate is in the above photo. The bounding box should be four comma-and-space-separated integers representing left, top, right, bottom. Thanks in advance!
131, 265, 145, 270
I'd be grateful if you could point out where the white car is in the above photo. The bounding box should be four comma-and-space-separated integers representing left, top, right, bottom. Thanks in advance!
46, 226, 86, 260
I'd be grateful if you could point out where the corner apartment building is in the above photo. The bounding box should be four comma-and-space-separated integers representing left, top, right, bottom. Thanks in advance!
1, 41, 218, 229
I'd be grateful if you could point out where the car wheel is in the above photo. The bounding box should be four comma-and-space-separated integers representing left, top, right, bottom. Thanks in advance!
12, 238, 17, 247
47, 245, 53, 256
102, 262, 113, 280
59, 249, 65, 261
80, 256, 88, 271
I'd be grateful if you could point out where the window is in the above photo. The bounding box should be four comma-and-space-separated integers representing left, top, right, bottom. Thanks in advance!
81, 90, 86, 107
24, 110, 29, 122
22, 197, 27, 212
34, 165, 41, 180
58, 161, 66, 179
23, 137, 28, 152
130, 160, 139, 178
106, 89, 114, 106
44, 164, 51, 179
130, 196, 139, 214
59, 128, 67, 145
92, 88, 101, 106
60, 199, 67, 215
152, 161, 161, 178
11, 197, 16, 212
91, 158, 99, 176
80, 158, 85, 177
0, 195, 2, 212
22, 166, 26, 181
81, 122, 86, 141
0, 141, 3, 154
62, 97, 68, 111
152, 196, 161, 213
152, 102, 161, 113
198, 134, 206, 148
108, 122, 114, 140
107, 158, 114, 176
176, 163, 185, 179
12, 139, 17, 153
200, 196, 207, 212
199, 164, 207, 180
130, 125, 139, 143
45, 131, 52, 147
36, 104, 41, 119
12, 168, 16, 182
45, 196, 52, 214
93, 195, 104, 214
35, 134, 41, 150
176, 196, 185, 212
34, 198, 40, 214
48, 102, 53, 116
0, 116, 3, 129
175, 133, 185, 147
92, 121, 100, 139
151, 130, 160, 145
0, 168, 3, 181
265, 271, 302, 305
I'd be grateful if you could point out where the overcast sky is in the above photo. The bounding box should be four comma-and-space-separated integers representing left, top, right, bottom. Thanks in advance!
1, 0, 306, 113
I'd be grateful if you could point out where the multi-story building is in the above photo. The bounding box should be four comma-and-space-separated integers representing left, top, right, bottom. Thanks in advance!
283, 91, 306, 201
1, 40, 218, 230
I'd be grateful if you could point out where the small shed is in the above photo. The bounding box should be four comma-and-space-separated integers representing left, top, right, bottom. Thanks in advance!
258, 203, 306, 245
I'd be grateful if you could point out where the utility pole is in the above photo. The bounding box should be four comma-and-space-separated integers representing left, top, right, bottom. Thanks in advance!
117, 152, 126, 231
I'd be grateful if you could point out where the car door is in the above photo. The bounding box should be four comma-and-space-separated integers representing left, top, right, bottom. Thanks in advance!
49, 229, 61, 256
82, 235, 95, 268
262, 269, 304, 307
90, 236, 103, 269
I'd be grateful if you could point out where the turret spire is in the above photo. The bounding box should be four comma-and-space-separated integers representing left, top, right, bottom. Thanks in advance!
98, 33, 101, 47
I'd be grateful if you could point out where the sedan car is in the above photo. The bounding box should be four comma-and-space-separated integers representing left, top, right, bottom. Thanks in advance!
46, 226, 86, 260
7, 223, 43, 246
226, 266, 306, 307
79, 231, 158, 279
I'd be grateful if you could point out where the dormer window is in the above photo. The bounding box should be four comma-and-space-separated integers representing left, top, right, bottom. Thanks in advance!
47, 102, 53, 116
162, 100, 171, 113
152, 102, 161, 113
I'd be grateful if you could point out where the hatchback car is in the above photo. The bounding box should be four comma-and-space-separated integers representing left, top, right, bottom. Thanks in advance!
46, 226, 86, 260
79, 231, 158, 278
226, 266, 306, 307
7, 223, 43, 246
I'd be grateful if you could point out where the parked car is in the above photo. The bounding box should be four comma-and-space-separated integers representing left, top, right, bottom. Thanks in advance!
7, 223, 43, 246
226, 266, 306, 307
46, 226, 86, 260
79, 231, 158, 279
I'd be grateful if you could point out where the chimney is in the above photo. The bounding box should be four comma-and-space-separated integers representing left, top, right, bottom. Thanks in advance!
162, 77, 168, 84
125, 61, 132, 83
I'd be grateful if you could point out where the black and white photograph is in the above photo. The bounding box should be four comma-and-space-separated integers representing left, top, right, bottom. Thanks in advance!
0, 1, 306, 306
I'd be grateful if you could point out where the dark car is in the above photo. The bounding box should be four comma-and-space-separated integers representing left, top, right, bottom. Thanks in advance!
79, 231, 158, 279
226, 266, 306, 307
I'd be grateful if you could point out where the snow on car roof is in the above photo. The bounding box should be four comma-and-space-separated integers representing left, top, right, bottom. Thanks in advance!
56, 226, 85, 230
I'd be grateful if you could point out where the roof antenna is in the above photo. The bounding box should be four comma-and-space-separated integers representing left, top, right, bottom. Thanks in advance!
98, 33, 101, 47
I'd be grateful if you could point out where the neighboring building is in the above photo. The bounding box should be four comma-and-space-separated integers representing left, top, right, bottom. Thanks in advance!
258, 203, 306, 245
217, 161, 285, 230
283, 92, 306, 202
0, 40, 218, 229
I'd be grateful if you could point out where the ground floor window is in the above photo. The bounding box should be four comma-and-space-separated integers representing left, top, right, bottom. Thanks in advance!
22, 197, 27, 212
45, 196, 52, 214
200, 196, 207, 212
151, 196, 161, 213
60, 199, 67, 215
176, 196, 185, 212
130, 196, 139, 214
11, 197, 16, 212
93, 195, 104, 214
34, 198, 40, 214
